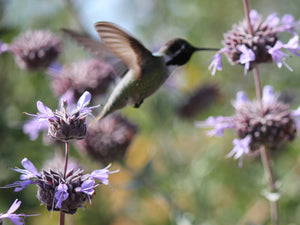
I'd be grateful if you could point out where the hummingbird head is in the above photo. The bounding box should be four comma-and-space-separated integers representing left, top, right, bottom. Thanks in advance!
159, 38, 218, 66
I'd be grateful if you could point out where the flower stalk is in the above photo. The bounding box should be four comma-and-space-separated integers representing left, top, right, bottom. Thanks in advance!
259, 145, 279, 225
60, 141, 70, 225
243, 0, 279, 224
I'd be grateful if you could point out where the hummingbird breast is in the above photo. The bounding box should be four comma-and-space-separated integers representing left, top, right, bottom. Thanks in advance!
133, 55, 169, 100
98, 55, 169, 120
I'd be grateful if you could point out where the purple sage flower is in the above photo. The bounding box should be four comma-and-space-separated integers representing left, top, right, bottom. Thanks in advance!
237, 45, 255, 75
197, 85, 299, 165
2, 158, 118, 215
75, 114, 138, 164
0, 199, 37, 225
209, 10, 300, 75
50, 58, 115, 99
2, 158, 40, 192
24, 91, 98, 141
89, 164, 119, 186
54, 183, 69, 209
227, 136, 251, 167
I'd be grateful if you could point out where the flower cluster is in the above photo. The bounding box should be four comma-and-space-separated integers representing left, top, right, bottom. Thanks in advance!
196, 85, 299, 166
2, 158, 118, 215
50, 58, 115, 99
24, 91, 98, 141
76, 114, 138, 164
1, 30, 62, 70
209, 10, 300, 75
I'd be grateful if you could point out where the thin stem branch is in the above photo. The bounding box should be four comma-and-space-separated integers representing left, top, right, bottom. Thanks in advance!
242, 1, 278, 224
63, 142, 70, 179
59, 141, 70, 225
243, 0, 254, 35
259, 146, 279, 225
253, 67, 263, 114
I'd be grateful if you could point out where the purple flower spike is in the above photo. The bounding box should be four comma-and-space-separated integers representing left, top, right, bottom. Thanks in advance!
227, 136, 251, 167
0, 41, 9, 55
281, 14, 295, 32
3, 180, 35, 192
283, 35, 300, 56
238, 45, 255, 75
55, 183, 69, 209
249, 9, 259, 23
262, 85, 278, 104
232, 91, 250, 109
195, 116, 234, 137
1, 158, 39, 192
76, 179, 97, 196
268, 41, 293, 71
23, 118, 49, 141
208, 51, 223, 75
17, 158, 41, 180
89, 164, 119, 186
266, 13, 280, 28
0, 199, 26, 225
36, 101, 55, 120
76, 91, 94, 115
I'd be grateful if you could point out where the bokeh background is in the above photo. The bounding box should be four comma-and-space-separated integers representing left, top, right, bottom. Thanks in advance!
1, 0, 300, 224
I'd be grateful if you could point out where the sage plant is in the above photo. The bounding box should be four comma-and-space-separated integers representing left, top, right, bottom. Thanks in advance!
199, 1, 300, 224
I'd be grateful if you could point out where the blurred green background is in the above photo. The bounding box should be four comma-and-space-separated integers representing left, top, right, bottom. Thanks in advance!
1, 0, 300, 224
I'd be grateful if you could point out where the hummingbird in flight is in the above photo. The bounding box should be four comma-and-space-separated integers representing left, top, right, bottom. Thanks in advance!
63, 22, 218, 121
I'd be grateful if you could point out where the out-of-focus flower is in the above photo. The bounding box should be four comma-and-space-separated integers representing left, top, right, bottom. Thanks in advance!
197, 85, 298, 164
208, 10, 300, 75
24, 91, 98, 141
0, 199, 38, 225
1, 30, 62, 70
50, 58, 115, 99
2, 158, 118, 215
177, 83, 220, 118
76, 114, 138, 164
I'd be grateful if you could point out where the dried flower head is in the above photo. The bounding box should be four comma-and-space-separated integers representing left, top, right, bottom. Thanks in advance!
2, 158, 118, 215
25, 91, 98, 141
196, 85, 299, 166
50, 59, 115, 99
209, 10, 300, 75
9, 30, 62, 70
76, 114, 138, 164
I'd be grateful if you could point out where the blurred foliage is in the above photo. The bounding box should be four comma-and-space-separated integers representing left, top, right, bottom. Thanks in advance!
1, 0, 300, 225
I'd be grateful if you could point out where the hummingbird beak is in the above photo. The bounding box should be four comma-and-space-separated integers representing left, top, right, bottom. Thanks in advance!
193, 47, 220, 52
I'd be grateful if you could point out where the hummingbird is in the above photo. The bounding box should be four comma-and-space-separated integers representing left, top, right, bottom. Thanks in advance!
63, 22, 218, 121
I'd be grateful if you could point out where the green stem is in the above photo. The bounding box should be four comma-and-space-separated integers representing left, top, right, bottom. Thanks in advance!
259, 146, 279, 225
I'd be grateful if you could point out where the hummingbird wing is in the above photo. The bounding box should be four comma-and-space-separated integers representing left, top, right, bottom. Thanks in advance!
94, 21, 153, 79
61, 28, 128, 77
61, 28, 115, 59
